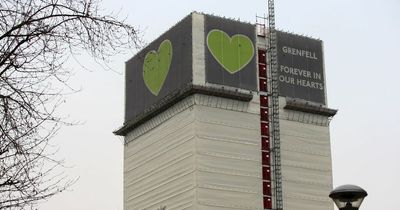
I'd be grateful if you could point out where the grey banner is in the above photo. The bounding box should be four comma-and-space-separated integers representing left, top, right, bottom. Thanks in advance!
125, 15, 192, 122
205, 15, 257, 91
276, 31, 325, 104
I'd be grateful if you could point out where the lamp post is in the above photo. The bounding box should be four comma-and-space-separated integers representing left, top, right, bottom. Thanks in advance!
329, 184, 367, 210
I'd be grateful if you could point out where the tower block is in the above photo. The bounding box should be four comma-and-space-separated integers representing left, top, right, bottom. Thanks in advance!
114, 12, 337, 210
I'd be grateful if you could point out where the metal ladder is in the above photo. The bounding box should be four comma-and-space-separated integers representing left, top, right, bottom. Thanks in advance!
267, 0, 283, 210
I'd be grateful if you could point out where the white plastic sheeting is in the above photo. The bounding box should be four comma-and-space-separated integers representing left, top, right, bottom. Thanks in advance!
124, 94, 334, 210
124, 102, 196, 210
195, 104, 262, 210
280, 99, 334, 210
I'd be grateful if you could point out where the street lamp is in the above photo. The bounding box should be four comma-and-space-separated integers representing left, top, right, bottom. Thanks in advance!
329, 184, 367, 210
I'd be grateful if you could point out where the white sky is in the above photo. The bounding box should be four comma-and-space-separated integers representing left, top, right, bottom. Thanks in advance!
40, 0, 400, 209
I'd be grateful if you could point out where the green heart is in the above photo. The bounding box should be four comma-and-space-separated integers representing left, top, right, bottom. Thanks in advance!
207, 29, 254, 74
143, 40, 173, 96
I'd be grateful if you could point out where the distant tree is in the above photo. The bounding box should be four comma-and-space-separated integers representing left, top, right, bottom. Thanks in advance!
0, 0, 141, 208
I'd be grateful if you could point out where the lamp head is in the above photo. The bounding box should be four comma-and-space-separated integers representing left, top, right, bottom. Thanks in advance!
329, 185, 367, 210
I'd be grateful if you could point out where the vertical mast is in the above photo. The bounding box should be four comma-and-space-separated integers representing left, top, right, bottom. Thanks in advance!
267, 1, 283, 210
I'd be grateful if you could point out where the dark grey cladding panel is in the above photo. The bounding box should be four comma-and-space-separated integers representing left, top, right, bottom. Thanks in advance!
204, 15, 257, 91
125, 14, 192, 123
276, 31, 326, 104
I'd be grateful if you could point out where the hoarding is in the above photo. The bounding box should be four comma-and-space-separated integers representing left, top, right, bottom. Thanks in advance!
125, 14, 330, 125
125, 15, 192, 122
277, 31, 326, 104
205, 15, 257, 91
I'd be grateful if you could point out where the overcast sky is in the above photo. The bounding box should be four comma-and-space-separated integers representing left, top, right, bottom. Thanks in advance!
40, 0, 399, 209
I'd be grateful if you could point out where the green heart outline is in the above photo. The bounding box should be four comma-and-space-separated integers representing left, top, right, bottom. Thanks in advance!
207, 29, 255, 74
142, 39, 173, 96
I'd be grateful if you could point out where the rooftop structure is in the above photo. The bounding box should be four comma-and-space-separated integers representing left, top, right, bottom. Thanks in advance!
115, 12, 337, 210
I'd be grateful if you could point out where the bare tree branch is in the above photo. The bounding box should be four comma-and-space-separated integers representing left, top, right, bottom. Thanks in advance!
0, 0, 141, 208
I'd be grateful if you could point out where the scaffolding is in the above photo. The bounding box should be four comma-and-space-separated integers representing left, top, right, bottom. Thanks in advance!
267, 1, 283, 209
257, 1, 283, 209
